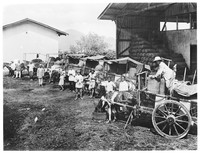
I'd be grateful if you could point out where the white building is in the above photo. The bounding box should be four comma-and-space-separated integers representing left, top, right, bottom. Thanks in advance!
3, 18, 68, 62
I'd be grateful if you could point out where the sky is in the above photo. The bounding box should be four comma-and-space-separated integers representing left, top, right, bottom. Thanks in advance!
3, 2, 116, 38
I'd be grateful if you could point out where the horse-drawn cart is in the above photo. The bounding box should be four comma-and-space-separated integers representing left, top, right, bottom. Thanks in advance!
96, 58, 197, 139
108, 73, 197, 139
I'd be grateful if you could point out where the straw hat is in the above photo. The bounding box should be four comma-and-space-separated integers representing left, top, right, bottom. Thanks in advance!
153, 56, 162, 62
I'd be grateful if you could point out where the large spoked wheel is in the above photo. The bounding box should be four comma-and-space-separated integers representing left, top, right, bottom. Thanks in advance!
152, 100, 192, 139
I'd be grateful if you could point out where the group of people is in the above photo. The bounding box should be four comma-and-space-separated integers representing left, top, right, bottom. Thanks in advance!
8, 60, 24, 78
49, 63, 134, 101
7, 56, 178, 102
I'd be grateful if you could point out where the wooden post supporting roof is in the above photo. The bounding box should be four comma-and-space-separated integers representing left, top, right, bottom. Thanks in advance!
176, 16, 179, 30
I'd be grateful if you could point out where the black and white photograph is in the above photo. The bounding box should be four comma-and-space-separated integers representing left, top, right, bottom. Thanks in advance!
2, 0, 198, 151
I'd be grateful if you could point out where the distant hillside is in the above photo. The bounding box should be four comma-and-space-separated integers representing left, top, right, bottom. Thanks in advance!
58, 29, 115, 52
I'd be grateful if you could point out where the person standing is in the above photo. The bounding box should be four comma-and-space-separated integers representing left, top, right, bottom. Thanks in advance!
74, 69, 84, 100
15, 60, 21, 78
150, 56, 175, 90
59, 71, 66, 91
10, 61, 16, 77
28, 62, 35, 81
88, 69, 96, 98
37, 64, 45, 86
105, 77, 116, 100
68, 66, 76, 92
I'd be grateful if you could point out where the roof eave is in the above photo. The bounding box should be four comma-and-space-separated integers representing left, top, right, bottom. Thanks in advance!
3, 18, 68, 36
97, 3, 113, 20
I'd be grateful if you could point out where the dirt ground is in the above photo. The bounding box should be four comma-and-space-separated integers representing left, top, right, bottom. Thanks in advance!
3, 76, 197, 150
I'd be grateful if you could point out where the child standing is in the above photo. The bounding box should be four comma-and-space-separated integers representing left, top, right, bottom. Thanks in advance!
74, 69, 84, 100
59, 71, 66, 91
37, 64, 45, 86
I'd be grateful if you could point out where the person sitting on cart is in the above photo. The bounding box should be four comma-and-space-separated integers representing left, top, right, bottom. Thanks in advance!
149, 56, 175, 92
74, 69, 84, 100
88, 69, 96, 98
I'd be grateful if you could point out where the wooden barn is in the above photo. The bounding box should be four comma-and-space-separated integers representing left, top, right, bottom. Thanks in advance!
3, 18, 68, 62
98, 3, 197, 79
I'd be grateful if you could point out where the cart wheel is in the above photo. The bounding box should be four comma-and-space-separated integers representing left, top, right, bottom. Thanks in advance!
152, 100, 192, 139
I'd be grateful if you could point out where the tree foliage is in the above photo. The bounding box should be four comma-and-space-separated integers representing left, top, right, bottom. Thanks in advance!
69, 33, 116, 59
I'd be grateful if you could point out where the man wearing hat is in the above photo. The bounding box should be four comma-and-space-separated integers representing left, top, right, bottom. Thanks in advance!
150, 56, 175, 89
74, 69, 84, 100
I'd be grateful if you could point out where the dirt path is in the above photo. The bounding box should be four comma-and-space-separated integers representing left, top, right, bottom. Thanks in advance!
3, 76, 197, 150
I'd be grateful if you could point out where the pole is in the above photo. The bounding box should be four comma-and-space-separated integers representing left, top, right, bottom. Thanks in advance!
176, 16, 179, 30
183, 67, 186, 81
126, 62, 128, 74
192, 70, 196, 84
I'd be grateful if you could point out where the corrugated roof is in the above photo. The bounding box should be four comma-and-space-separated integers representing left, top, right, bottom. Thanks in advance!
98, 3, 196, 22
106, 57, 150, 70
3, 18, 68, 36
81, 55, 106, 61
98, 3, 170, 20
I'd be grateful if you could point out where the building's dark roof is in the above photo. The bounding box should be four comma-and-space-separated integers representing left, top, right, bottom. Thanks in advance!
3, 18, 68, 36
98, 3, 197, 22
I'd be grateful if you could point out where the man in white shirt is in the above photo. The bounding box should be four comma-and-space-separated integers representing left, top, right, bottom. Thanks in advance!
105, 77, 116, 93
68, 66, 76, 92
119, 76, 129, 92
74, 69, 84, 100
150, 56, 175, 89
28, 62, 35, 81
105, 77, 116, 100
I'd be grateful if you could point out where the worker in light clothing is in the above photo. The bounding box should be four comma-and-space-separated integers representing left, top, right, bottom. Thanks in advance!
68, 66, 76, 92
59, 71, 66, 91
28, 62, 35, 81
10, 61, 16, 78
118, 75, 129, 92
74, 69, 84, 100
105, 77, 116, 99
88, 69, 96, 98
37, 64, 45, 86
15, 60, 21, 78
150, 56, 175, 90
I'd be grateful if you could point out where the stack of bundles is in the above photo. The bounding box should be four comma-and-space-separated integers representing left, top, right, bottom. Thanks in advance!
147, 77, 165, 95
128, 67, 137, 80
52, 60, 62, 70
173, 80, 197, 97
77, 59, 86, 67
95, 64, 103, 71
47, 57, 57, 68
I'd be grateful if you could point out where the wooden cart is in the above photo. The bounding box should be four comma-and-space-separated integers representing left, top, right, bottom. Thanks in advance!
111, 72, 197, 139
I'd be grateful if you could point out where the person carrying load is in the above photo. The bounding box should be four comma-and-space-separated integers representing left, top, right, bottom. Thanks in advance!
149, 56, 175, 93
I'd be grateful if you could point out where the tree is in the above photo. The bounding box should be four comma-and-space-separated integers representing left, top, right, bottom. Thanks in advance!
69, 33, 109, 56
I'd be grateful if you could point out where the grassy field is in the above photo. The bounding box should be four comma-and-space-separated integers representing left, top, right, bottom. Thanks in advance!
3, 76, 197, 150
